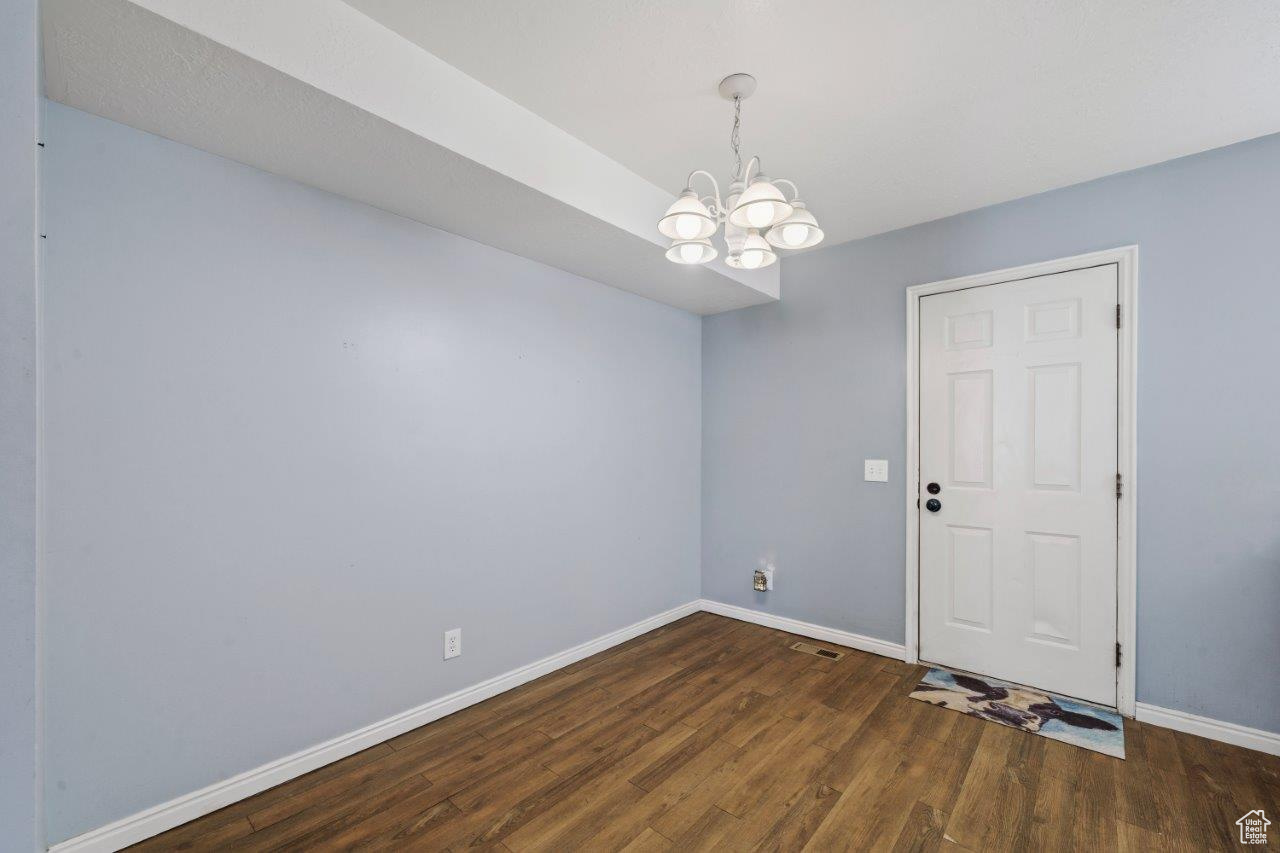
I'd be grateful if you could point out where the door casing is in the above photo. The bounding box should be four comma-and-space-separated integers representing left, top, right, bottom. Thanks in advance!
904, 246, 1138, 716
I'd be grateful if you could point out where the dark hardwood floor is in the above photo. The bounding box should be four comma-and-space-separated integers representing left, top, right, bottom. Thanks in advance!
132, 612, 1278, 851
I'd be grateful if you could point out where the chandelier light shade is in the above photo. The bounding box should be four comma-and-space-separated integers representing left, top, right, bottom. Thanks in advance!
725, 230, 777, 270
764, 200, 825, 249
728, 177, 793, 230
657, 73, 822, 268
658, 190, 717, 241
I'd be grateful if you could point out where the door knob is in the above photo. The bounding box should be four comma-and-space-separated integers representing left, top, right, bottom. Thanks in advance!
926, 482, 940, 494
925, 498, 942, 513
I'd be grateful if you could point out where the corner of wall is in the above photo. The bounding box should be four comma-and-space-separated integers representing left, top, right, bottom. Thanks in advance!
35, 9, 48, 852
2, 1, 44, 850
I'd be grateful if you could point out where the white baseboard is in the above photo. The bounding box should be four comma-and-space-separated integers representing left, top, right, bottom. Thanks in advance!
1135, 702, 1280, 757
698, 599, 908, 662
49, 600, 702, 853
49, 596, 1280, 851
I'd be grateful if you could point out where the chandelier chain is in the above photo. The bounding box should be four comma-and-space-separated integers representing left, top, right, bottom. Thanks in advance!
730, 95, 742, 181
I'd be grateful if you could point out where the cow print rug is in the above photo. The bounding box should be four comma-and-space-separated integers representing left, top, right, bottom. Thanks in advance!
909, 667, 1125, 758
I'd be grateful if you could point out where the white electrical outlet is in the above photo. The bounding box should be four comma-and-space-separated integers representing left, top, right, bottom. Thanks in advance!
864, 459, 889, 482
444, 628, 462, 660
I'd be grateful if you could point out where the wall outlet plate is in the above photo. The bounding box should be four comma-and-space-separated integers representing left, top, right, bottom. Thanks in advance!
754, 565, 775, 591
864, 459, 889, 482
444, 628, 461, 660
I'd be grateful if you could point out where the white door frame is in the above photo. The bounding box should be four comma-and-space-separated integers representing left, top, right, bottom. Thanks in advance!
904, 246, 1138, 716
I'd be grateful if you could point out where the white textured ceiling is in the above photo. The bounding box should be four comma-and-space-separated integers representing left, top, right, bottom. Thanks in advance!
347, 0, 1280, 245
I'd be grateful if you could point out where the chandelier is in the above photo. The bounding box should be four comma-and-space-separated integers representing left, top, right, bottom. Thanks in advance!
658, 73, 824, 269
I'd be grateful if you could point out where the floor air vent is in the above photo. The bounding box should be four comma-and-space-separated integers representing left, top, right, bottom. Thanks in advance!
790, 642, 845, 660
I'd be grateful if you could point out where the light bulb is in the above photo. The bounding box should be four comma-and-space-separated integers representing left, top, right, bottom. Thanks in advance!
745, 203, 773, 228
679, 242, 703, 263
667, 238, 715, 264
674, 214, 701, 240
740, 250, 763, 270
782, 223, 809, 247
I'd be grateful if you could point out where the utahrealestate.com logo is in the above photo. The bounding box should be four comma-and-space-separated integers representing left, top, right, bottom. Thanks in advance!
1237, 810, 1270, 845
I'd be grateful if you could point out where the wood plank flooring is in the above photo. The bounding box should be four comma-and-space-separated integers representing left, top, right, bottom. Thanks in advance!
132, 613, 1279, 851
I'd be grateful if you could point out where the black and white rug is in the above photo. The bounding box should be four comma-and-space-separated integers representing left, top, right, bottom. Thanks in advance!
909, 666, 1125, 758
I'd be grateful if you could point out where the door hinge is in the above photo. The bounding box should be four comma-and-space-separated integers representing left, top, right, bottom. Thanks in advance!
1116, 472, 1123, 499
1116, 303, 1122, 329
1116, 642, 1122, 668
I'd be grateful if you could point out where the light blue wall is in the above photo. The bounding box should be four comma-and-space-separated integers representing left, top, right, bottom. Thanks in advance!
1, 1, 42, 851
37, 90, 1280, 846
41, 103, 701, 844
703, 131, 1280, 734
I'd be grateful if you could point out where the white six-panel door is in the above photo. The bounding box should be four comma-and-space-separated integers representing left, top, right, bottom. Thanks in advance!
918, 264, 1118, 706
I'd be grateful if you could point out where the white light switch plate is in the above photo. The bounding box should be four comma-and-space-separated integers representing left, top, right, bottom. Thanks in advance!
864, 459, 889, 482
